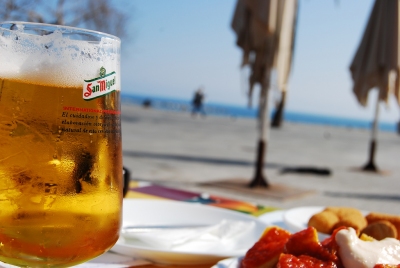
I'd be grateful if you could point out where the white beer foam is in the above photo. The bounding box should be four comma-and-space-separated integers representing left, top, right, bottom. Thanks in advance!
0, 27, 120, 88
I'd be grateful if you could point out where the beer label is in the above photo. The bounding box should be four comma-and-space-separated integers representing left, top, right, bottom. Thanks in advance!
83, 67, 117, 101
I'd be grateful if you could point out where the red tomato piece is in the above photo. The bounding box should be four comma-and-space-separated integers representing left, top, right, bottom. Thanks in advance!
284, 227, 337, 263
277, 253, 338, 268
241, 227, 291, 268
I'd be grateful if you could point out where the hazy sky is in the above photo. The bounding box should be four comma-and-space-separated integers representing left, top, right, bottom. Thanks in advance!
121, 0, 399, 123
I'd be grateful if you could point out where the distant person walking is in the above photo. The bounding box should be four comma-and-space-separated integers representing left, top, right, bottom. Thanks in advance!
191, 87, 206, 117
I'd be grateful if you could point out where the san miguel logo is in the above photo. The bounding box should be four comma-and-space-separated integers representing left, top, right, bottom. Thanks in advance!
83, 67, 117, 100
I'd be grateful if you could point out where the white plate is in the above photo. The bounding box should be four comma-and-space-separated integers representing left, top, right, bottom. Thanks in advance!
283, 206, 324, 233
283, 206, 331, 240
111, 199, 268, 265
212, 257, 242, 268
212, 210, 286, 268
258, 210, 286, 228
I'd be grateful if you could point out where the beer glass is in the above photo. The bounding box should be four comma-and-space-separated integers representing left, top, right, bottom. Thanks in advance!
0, 22, 122, 267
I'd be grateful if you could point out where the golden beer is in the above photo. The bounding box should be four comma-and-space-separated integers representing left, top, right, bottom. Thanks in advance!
0, 22, 122, 267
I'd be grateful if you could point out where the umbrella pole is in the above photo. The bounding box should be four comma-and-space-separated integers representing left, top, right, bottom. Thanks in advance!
250, 139, 268, 187
271, 90, 286, 128
363, 95, 379, 172
249, 86, 270, 188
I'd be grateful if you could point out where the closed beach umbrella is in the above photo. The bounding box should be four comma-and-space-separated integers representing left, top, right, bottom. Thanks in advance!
271, 1, 298, 128
350, 0, 400, 172
231, 0, 298, 187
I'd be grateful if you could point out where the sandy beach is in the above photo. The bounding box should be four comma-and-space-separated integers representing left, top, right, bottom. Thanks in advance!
121, 104, 400, 214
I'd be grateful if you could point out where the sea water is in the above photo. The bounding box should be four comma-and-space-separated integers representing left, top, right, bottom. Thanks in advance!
121, 93, 397, 133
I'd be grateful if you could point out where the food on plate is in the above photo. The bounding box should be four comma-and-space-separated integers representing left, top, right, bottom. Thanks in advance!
336, 227, 400, 268
366, 212, 400, 239
240, 226, 400, 268
277, 254, 337, 268
332, 218, 364, 235
361, 220, 398, 240
308, 210, 339, 234
308, 206, 367, 235
308, 207, 400, 241
241, 226, 343, 268
359, 232, 377, 242
240, 226, 291, 268
324, 207, 362, 218
280, 226, 341, 267
325, 207, 367, 233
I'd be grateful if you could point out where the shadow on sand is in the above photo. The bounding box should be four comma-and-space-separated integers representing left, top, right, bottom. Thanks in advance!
324, 192, 400, 201
123, 150, 285, 168
124, 150, 333, 178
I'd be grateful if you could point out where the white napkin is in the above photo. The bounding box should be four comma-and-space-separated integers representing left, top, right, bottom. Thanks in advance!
121, 219, 257, 255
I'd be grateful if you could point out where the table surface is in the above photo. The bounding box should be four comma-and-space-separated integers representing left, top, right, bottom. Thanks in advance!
0, 182, 277, 268
134, 264, 212, 268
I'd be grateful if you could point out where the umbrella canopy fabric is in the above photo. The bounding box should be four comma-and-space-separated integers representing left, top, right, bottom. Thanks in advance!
350, 0, 400, 106
232, 0, 297, 101
275, 0, 297, 94
271, 0, 297, 127
231, 0, 297, 186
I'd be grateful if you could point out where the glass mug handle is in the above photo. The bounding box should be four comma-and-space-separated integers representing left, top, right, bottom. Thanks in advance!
123, 167, 131, 197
